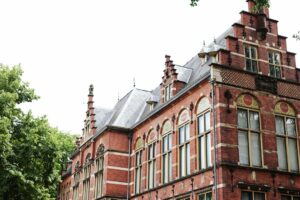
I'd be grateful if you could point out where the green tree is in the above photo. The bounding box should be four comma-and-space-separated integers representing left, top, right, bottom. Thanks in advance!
190, 0, 269, 10
0, 65, 76, 200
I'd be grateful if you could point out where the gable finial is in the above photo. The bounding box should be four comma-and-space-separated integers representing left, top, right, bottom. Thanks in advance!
214, 37, 217, 44
203, 40, 206, 47
117, 91, 120, 101
133, 77, 136, 88
89, 84, 94, 96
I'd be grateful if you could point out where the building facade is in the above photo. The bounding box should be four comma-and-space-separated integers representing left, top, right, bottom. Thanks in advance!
59, 1, 300, 199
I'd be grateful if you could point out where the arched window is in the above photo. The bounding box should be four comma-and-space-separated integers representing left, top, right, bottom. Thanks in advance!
73, 161, 80, 200
82, 153, 92, 200
134, 137, 143, 194
178, 109, 191, 177
196, 97, 212, 169
275, 102, 299, 172
161, 120, 172, 184
237, 94, 262, 167
95, 144, 105, 198
147, 129, 157, 189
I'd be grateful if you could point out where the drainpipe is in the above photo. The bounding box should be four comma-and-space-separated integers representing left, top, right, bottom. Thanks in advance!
211, 75, 218, 200
127, 132, 133, 200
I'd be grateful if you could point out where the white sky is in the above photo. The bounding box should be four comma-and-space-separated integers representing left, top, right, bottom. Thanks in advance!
0, 0, 299, 134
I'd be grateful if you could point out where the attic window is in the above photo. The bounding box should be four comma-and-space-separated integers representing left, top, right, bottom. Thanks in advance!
164, 83, 172, 102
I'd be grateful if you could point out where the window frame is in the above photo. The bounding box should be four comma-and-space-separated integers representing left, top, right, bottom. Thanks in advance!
268, 51, 281, 78
197, 109, 212, 170
162, 132, 172, 184
94, 155, 104, 198
134, 150, 143, 194
164, 83, 173, 102
237, 107, 263, 167
178, 122, 191, 177
198, 191, 212, 200
275, 113, 299, 172
244, 45, 259, 73
147, 142, 156, 189
281, 195, 300, 200
241, 191, 266, 200
72, 172, 80, 200
82, 160, 91, 200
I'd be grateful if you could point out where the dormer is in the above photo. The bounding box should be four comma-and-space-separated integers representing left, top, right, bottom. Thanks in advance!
160, 55, 186, 103
81, 85, 97, 144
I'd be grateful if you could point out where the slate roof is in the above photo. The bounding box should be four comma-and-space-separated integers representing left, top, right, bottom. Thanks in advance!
90, 27, 233, 137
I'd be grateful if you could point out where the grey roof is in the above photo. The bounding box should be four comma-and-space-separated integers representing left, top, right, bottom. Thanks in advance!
88, 26, 234, 137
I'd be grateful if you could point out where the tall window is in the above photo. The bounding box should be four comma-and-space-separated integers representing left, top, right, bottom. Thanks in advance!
164, 83, 172, 102
275, 102, 299, 172
178, 109, 191, 177
197, 97, 212, 169
237, 95, 262, 167
134, 137, 143, 194
269, 51, 281, 78
148, 142, 156, 189
95, 145, 104, 198
244, 46, 258, 73
135, 150, 142, 193
82, 154, 91, 200
198, 192, 212, 200
281, 195, 300, 200
162, 120, 172, 184
73, 162, 80, 200
241, 191, 265, 200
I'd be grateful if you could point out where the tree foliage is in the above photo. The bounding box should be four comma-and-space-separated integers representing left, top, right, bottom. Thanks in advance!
0, 65, 76, 200
190, 0, 270, 10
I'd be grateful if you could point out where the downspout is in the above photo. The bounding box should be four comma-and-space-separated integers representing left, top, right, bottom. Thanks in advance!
211, 68, 218, 200
127, 132, 133, 200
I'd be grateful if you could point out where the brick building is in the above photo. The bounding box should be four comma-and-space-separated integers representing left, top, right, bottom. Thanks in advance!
59, 1, 300, 199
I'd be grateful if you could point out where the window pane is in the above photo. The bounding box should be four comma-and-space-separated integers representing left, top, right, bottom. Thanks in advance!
179, 127, 185, 144
286, 118, 296, 136
277, 137, 287, 170
281, 196, 291, 200
148, 145, 152, 159
163, 136, 168, 153
254, 192, 265, 200
239, 131, 249, 165
180, 146, 185, 176
274, 53, 280, 64
250, 111, 260, 131
186, 143, 190, 175
251, 132, 261, 166
205, 112, 210, 131
245, 47, 250, 58
163, 155, 167, 183
168, 152, 172, 181
275, 66, 281, 78
270, 65, 275, 77
288, 139, 299, 171
199, 194, 205, 200
185, 125, 190, 140
206, 133, 212, 167
238, 109, 248, 129
268, 52, 273, 63
294, 197, 300, 200
168, 134, 172, 150
246, 59, 251, 71
241, 191, 252, 200
200, 136, 205, 169
251, 47, 257, 58
198, 115, 204, 133
206, 192, 212, 200
153, 143, 156, 158
252, 61, 257, 72
276, 116, 285, 135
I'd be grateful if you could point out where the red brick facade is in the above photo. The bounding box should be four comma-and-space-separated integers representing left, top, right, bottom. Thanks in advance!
59, 1, 300, 199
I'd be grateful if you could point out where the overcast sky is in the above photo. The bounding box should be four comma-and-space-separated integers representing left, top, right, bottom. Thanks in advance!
0, 0, 299, 134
